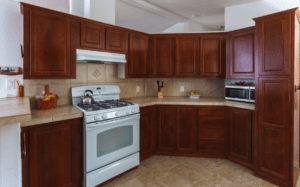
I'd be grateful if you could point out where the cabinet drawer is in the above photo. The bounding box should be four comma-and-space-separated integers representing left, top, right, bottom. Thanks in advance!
198, 129, 226, 141
198, 117, 225, 129
198, 141, 226, 153
198, 107, 225, 116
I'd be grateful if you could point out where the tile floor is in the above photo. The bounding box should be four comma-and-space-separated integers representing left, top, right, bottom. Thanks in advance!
102, 155, 283, 187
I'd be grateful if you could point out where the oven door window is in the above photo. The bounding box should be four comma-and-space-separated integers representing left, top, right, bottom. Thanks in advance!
225, 88, 249, 99
96, 125, 133, 157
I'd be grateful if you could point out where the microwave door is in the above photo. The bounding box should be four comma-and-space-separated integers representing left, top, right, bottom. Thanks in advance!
225, 88, 249, 102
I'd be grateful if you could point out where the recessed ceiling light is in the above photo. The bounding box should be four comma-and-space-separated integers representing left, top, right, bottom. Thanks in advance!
190, 14, 199, 18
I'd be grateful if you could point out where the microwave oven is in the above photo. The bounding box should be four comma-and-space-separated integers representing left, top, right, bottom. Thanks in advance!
225, 85, 255, 103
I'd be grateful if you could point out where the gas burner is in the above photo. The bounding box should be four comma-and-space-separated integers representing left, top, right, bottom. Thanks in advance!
77, 99, 134, 111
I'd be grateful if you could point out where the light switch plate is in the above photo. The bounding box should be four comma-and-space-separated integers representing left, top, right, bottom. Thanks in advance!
6, 79, 14, 90
136, 86, 140, 92
180, 86, 184, 92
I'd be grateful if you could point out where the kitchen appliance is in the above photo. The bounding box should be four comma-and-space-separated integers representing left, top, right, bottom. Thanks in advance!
225, 85, 255, 103
71, 85, 140, 187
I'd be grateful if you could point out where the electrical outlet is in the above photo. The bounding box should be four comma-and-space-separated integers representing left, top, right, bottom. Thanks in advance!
180, 86, 184, 92
136, 86, 140, 92
6, 79, 14, 90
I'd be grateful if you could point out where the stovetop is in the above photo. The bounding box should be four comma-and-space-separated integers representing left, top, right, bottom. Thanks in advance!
77, 99, 134, 112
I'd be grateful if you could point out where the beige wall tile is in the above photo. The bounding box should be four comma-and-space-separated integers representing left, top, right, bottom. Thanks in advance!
24, 84, 45, 97
87, 64, 106, 83
145, 80, 158, 97
105, 65, 118, 83
71, 64, 88, 84
177, 80, 192, 96
118, 82, 145, 98
24, 79, 52, 85
163, 81, 178, 97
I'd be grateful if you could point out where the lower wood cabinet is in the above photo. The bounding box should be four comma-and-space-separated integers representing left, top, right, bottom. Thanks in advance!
228, 107, 253, 168
140, 106, 157, 161
157, 106, 197, 153
21, 118, 83, 187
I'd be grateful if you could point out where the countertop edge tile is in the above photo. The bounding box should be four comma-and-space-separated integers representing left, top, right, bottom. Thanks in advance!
0, 114, 32, 126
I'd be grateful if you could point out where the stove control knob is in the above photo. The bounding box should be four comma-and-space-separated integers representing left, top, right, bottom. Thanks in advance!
94, 115, 101, 121
115, 112, 120, 117
130, 109, 134, 113
102, 114, 108, 119
126, 110, 131, 114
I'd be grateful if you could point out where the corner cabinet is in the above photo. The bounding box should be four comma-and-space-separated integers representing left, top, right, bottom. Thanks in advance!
200, 36, 225, 78
228, 27, 255, 79
22, 4, 75, 79
21, 118, 83, 187
140, 106, 157, 161
228, 107, 253, 168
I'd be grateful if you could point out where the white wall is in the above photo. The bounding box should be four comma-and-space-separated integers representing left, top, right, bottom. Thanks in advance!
0, 123, 21, 187
89, 0, 115, 25
225, 0, 300, 31
163, 21, 211, 33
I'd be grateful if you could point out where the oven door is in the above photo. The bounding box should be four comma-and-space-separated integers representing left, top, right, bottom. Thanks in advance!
85, 114, 140, 173
225, 87, 250, 102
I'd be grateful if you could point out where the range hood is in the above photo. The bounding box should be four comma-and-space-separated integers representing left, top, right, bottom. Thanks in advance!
76, 49, 126, 64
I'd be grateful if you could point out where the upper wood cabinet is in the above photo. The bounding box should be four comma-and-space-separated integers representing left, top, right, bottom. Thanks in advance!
255, 14, 292, 76
200, 36, 225, 78
128, 32, 150, 78
152, 37, 175, 77
80, 21, 105, 49
229, 27, 255, 78
140, 106, 157, 161
176, 106, 197, 152
22, 4, 75, 79
228, 107, 252, 167
21, 118, 82, 187
175, 36, 199, 77
105, 27, 127, 53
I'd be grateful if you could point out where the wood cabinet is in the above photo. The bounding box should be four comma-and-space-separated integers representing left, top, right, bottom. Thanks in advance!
21, 118, 83, 187
198, 106, 227, 155
157, 106, 197, 153
229, 27, 255, 78
157, 106, 176, 151
140, 106, 157, 161
80, 21, 105, 49
255, 14, 292, 76
200, 36, 225, 78
105, 27, 127, 53
175, 36, 199, 77
228, 107, 252, 168
128, 32, 150, 78
22, 4, 75, 79
176, 106, 197, 152
152, 37, 175, 77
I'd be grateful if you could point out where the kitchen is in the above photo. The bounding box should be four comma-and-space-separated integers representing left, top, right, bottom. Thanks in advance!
0, 0, 299, 187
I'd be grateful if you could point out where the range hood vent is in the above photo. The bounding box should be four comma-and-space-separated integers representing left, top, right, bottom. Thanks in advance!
76, 49, 126, 64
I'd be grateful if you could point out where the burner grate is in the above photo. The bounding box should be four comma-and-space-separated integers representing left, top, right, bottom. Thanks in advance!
77, 99, 134, 111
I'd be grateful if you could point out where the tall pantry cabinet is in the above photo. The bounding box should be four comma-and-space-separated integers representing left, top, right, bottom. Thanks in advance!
253, 8, 300, 187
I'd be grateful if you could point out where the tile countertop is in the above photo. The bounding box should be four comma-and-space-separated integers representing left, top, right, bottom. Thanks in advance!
127, 97, 255, 110
0, 97, 32, 126
21, 105, 83, 127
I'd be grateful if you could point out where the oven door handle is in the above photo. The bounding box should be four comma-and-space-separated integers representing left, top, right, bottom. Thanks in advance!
86, 114, 140, 131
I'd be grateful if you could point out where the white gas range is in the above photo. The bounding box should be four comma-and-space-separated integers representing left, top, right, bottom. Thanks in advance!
71, 85, 140, 187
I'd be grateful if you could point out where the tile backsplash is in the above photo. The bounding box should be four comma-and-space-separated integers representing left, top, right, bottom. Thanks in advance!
24, 64, 224, 109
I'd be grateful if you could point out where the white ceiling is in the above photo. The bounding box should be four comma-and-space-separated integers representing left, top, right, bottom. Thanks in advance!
116, 0, 262, 32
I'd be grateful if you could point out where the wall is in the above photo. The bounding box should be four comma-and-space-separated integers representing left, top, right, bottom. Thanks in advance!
24, 64, 225, 108
163, 20, 211, 33
225, 0, 300, 31
0, 123, 21, 187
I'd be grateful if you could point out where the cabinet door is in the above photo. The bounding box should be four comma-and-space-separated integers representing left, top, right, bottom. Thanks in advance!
140, 106, 157, 161
24, 9, 73, 79
22, 119, 82, 187
230, 27, 255, 78
128, 33, 150, 78
256, 14, 291, 76
200, 36, 225, 77
157, 106, 176, 151
152, 37, 175, 77
176, 106, 197, 152
258, 77, 290, 180
81, 21, 105, 49
106, 27, 127, 52
175, 37, 199, 77
229, 107, 252, 164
